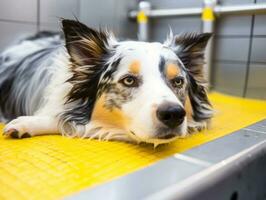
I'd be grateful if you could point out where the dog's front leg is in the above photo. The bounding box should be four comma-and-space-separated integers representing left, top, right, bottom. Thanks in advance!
3, 116, 60, 138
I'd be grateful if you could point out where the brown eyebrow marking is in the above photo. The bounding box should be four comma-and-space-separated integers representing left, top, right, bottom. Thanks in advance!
165, 63, 180, 79
129, 60, 141, 74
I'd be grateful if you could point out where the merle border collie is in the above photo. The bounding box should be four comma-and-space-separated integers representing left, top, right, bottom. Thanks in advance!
0, 19, 213, 146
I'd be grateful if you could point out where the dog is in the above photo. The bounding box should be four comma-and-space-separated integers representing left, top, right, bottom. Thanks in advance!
0, 19, 213, 145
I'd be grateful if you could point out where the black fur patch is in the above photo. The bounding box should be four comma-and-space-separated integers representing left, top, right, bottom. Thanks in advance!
97, 57, 121, 98
188, 75, 212, 121
158, 56, 166, 74
61, 57, 121, 125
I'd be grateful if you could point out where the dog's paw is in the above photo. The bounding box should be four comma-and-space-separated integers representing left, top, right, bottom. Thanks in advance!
3, 128, 31, 138
3, 117, 32, 139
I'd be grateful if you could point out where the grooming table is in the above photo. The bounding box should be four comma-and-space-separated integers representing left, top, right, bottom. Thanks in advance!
0, 92, 266, 200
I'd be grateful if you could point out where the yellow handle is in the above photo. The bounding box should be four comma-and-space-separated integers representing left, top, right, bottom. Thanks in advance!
202, 7, 215, 21
137, 11, 148, 24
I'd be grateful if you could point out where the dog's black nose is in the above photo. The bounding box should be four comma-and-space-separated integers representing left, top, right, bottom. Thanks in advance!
156, 102, 186, 128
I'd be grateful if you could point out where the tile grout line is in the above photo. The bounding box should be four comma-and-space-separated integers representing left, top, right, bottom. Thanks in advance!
243, 0, 257, 97
0, 19, 36, 25
37, 0, 40, 32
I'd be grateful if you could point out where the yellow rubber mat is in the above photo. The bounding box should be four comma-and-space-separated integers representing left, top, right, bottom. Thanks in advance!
0, 92, 266, 200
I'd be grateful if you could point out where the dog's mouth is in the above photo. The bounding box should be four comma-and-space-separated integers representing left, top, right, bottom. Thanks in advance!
155, 124, 185, 138
128, 130, 180, 147
157, 133, 177, 139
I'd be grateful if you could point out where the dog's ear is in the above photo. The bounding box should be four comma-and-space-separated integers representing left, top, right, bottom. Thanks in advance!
174, 33, 213, 122
61, 19, 117, 102
60, 20, 118, 129
62, 19, 115, 66
174, 33, 211, 82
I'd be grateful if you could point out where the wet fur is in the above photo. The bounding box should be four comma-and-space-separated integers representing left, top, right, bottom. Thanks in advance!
0, 19, 213, 145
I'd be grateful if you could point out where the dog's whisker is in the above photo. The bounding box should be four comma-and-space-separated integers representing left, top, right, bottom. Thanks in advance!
105, 132, 115, 141
82, 126, 101, 139
89, 132, 100, 140
105, 131, 117, 141
98, 130, 107, 141
108, 133, 125, 141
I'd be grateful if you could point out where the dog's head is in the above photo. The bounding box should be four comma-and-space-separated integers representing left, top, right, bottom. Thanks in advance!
60, 19, 213, 145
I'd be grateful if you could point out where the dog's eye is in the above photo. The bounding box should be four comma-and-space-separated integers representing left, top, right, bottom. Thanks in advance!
172, 77, 184, 88
120, 75, 138, 87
